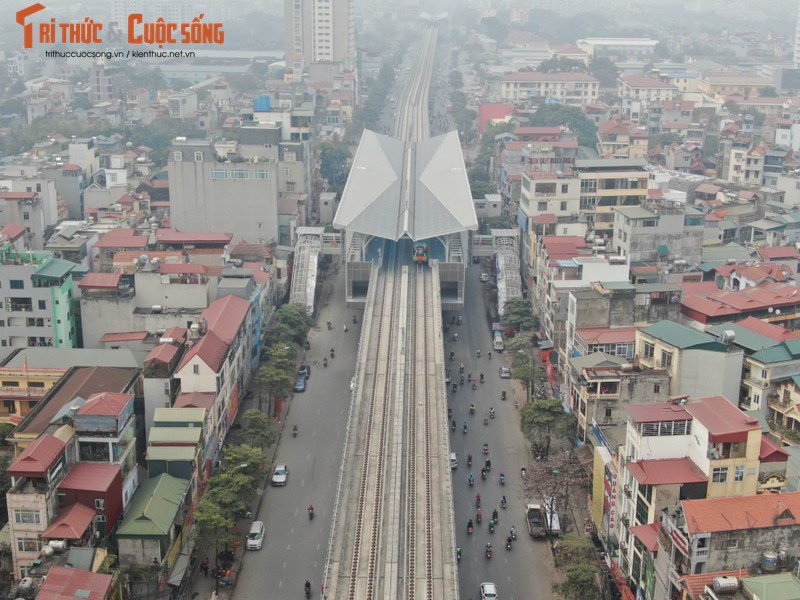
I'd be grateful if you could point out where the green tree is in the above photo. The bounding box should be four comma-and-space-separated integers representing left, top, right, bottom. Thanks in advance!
758, 86, 778, 97
193, 497, 238, 547
552, 563, 599, 599
503, 297, 534, 332
225, 73, 260, 94
521, 398, 575, 441
537, 57, 587, 73
0, 99, 25, 115
255, 365, 293, 413
469, 180, 496, 198
220, 445, 266, 480
588, 57, 619, 88
448, 69, 464, 89
273, 303, 311, 346
207, 471, 259, 517
239, 408, 279, 449
527, 104, 597, 148
319, 141, 351, 194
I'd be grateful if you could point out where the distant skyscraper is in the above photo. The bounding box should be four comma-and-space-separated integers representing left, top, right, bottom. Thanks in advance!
285, 0, 355, 73
111, 0, 137, 35
533, 0, 573, 18
795, 0, 800, 67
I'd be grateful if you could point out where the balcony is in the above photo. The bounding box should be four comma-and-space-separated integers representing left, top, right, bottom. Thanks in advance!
693, 547, 709, 560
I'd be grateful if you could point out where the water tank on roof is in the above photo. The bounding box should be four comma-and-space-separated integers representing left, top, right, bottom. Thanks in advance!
48, 539, 67, 552
762, 551, 779, 572
152, 305, 163, 313
719, 330, 736, 344
712, 576, 738, 593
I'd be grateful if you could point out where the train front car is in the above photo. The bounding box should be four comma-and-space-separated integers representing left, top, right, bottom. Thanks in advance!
412, 243, 429, 264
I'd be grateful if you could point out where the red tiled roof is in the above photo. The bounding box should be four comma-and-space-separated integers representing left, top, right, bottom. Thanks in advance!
678, 570, 751, 600
576, 326, 638, 345
532, 214, 558, 225
77, 391, 132, 417
598, 120, 630, 135
627, 457, 707, 486
99, 331, 148, 343
178, 329, 228, 372
630, 265, 658, 275
159, 263, 207, 275
1, 224, 27, 242
36, 565, 113, 600
619, 74, 676, 89
8, 434, 66, 477
200, 295, 251, 345
230, 241, 273, 259
175, 391, 216, 409
685, 395, 760, 441
695, 183, 721, 195
735, 316, 797, 342
758, 246, 800, 261
760, 436, 790, 462
58, 463, 121, 493
478, 103, 516, 134
94, 228, 148, 249
156, 229, 233, 245
626, 403, 691, 423
63, 164, 82, 171
145, 343, 179, 364
78, 272, 122, 290
41, 503, 96, 540
162, 326, 188, 343
682, 281, 800, 318
683, 492, 800, 535
629, 523, 660, 552
0, 192, 37, 200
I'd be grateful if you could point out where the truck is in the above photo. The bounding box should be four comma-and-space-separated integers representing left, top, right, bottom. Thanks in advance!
526, 503, 547, 538
526, 498, 562, 538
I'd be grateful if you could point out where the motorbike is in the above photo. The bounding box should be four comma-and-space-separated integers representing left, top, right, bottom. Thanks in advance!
476, 494, 481, 508
448, 408, 452, 419
450, 351, 454, 361
476, 349, 481, 358
326, 320, 332, 330
305, 582, 312, 599
352, 315, 357, 324
500, 497, 507, 509
468, 474, 474, 487
330, 349, 335, 359
485, 545, 492, 559
489, 408, 495, 419
452, 383, 457, 393
476, 510, 482, 523
467, 521, 473, 534
305, 340, 310, 350
520, 466, 527, 479
499, 473, 505, 486
480, 373, 484, 383
457, 315, 462, 325
292, 425, 298, 438
487, 351, 492, 360
451, 419, 456, 432
459, 363, 464, 373
469, 403, 475, 414
456, 547, 462, 562
485, 459, 491, 471
463, 423, 468, 434
483, 415, 488, 425
472, 382, 477, 390
501, 390, 506, 401
488, 519, 495, 533
308, 506, 314, 520
492, 509, 499, 522
323, 357, 328, 368
460, 376, 465, 385
467, 455, 472, 467
483, 443, 489, 455
481, 468, 487, 481
510, 527, 517, 541
453, 332, 459, 341
505, 538, 512, 551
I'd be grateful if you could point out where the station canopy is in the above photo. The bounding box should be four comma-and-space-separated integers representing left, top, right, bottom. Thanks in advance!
333, 129, 478, 241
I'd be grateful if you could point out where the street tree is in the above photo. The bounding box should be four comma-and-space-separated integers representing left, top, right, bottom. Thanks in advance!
537, 57, 587, 73
193, 497, 238, 548
520, 398, 576, 442
240, 409, 279, 449
552, 563, 599, 599
503, 297, 535, 332
319, 142, 351, 193
588, 57, 619, 88
220, 444, 266, 481
207, 472, 259, 518
273, 304, 310, 345
522, 451, 587, 527
255, 364, 293, 412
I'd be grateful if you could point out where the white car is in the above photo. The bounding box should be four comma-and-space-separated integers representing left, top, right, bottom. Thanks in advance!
480, 582, 498, 600
479, 273, 490, 283
499, 366, 512, 379
271, 464, 289, 486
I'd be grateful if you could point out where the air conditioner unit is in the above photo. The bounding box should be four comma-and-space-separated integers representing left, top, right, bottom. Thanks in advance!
624, 484, 632, 496
626, 455, 634, 463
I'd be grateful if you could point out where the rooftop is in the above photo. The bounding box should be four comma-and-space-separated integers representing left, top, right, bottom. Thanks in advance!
155, 229, 233, 245
685, 395, 760, 440
8, 434, 65, 477
58, 462, 121, 493
41, 502, 96, 540
116, 473, 190, 537
501, 71, 599, 82
177, 329, 227, 372
35, 565, 113, 600
681, 491, 800, 535
76, 391, 133, 418
640, 321, 724, 350
627, 457, 707, 486
626, 403, 691, 423
576, 326, 638, 346
200, 294, 251, 345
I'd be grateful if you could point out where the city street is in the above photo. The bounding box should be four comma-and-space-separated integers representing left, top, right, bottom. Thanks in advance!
233, 267, 360, 599
449, 262, 559, 600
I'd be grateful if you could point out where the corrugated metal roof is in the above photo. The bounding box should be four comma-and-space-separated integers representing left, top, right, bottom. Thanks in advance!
146, 446, 197, 461
36, 565, 113, 600
58, 462, 120, 493
117, 474, 190, 537
148, 427, 202, 445
41, 503, 96, 540
34, 258, 76, 280
641, 320, 722, 350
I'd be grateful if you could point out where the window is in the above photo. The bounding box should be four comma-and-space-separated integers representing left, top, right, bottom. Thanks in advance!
95, 498, 105, 510
660, 350, 673, 368
38, 300, 45, 310
654, 383, 661, 394
642, 342, 655, 359
193, 364, 200, 374
537, 202, 547, 211
96, 514, 106, 523
173, 151, 183, 162
14, 509, 40, 524
726, 539, 738, 549
561, 184, 568, 194
194, 151, 204, 162
16, 538, 42, 553
712, 467, 728, 483
560, 201, 567, 211
230, 170, 249, 180
10, 280, 24, 289
210, 170, 228, 180
735, 465, 744, 482
255, 170, 269, 180
284, 152, 296, 162
22, 212, 29, 220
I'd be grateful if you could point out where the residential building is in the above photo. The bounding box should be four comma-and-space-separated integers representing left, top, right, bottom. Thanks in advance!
636, 321, 744, 400
499, 72, 599, 107
565, 352, 669, 442
698, 72, 772, 99
72, 392, 139, 509
284, 0, 355, 73
576, 38, 659, 61
142, 330, 187, 434
0, 192, 47, 250
613, 202, 705, 265
35, 567, 112, 600
7, 434, 75, 578
55, 462, 123, 537
655, 493, 800, 600
596, 119, 649, 159
681, 281, 800, 330
618, 75, 679, 123
88, 62, 123, 105
575, 159, 649, 242
0, 249, 78, 349
116, 473, 191, 568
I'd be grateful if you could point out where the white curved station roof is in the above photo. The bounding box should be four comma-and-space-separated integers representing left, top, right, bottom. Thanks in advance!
333, 129, 478, 241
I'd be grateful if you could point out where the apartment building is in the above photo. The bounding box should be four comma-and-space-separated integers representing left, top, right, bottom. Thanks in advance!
499, 72, 600, 107
284, 0, 355, 73
618, 75, 679, 106
574, 159, 649, 242
596, 119, 649, 159
577, 38, 658, 61
636, 321, 744, 400
613, 202, 705, 265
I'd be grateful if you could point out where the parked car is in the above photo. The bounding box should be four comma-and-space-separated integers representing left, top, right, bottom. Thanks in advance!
479, 273, 490, 283
294, 374, 307, 392
480, 582, 498, 600
271, 464, 289, 486
499, 366, 511, 379
298, 365, 311, 379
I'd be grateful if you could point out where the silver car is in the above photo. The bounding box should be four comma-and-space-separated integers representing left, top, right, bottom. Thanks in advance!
499, 366, 511, 379
271, 464, 289, 486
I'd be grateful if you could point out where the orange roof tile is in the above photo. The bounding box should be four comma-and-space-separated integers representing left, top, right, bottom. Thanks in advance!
683, 492, 800, 535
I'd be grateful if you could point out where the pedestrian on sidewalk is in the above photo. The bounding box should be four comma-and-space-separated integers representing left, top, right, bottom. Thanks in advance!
201, 557, 209, 577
